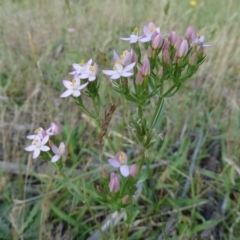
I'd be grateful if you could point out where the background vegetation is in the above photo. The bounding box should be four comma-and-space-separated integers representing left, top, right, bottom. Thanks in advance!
1, 0, 240, 239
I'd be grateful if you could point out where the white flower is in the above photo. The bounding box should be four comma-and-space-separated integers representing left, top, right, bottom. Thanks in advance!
51, 142, 67, 163
60, 77, 88, 98
121, 27, 142, 43
102, 62, 135, 80
25, 136, 50, 159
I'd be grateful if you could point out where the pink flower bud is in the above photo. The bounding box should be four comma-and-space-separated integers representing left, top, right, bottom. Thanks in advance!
136, 70, 144, 85
197, 45, 204, 56
152, 33, 163, 49
142, 58, 150, 76
129, 164, 138, 178
174, 38, 183, 49
185, 25, 196, 41
157, 67, 163, 78
177, 39, 189, 58
122, 195, 130, 204
163, 41, 169, 51
189, 52, 197, 65
147, 46, 153, 58
162, 49, 171, 64
109, 172, 120, 192
46, 122, 61, 136
131, 49, 138, 63
168, 30, 177, 46
102, 168, 108, 179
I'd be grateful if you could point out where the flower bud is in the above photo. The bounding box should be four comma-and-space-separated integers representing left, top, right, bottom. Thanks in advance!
142, 59, 150, 76
162, 41, 169, 51
136, 70, 144, 85
109, 172, 120, 192
122, 195, 130, 204
168, 30, 177, 46
189, 52, 197, 65
176, 39, 188, 58
102, 167, 108, 179
197, 45, 204, 56
147, 46, 153, 58
152, 33, 163, 49
47, 122, 61, 136
129, 164, 138, 178
174, 38, 182, 49
131, 49, 138, 63
185, 25, 196, 41
162, 49, 171, 64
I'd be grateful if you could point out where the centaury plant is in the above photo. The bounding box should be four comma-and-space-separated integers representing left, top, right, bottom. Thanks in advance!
24, 21, 211, 235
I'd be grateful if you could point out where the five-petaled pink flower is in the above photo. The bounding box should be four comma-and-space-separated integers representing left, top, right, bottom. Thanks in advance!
108, 151, 130, 177
80, 62, 98, 81
51, 142, 67, 163
192, 35, 212, 48
102, 61, 135, 80
69, 59, 91, 78
121, 27, 142, 43
139, 22, 160, 43
25, 136, 50, 159
27, 127, 48, 140
60, 78, 88, 98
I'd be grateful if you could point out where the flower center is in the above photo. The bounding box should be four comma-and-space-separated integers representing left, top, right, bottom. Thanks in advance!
34, 128, 41, 133
149, 26, 156, 34
119, 152, 127, 165
120, 50, 128, 60
88, 65, 94, 73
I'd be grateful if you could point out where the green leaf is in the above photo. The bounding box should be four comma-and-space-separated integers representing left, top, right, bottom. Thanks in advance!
126, 210, 139, 225
50, 204, 79, 227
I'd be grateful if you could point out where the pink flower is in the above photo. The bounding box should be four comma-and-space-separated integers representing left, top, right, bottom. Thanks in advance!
25, 136, 50, 159
102, 61, 135, 80
51, 142, 67, 163
192, 35, 212, 47
69, 59, 89, 78
151, 32, 163, 49
113, 49, 136, 66
46, 122, 61, 136
140, 22, 160, 43
108, 151, 129, 177
80, 62, 98, 81
109, 172, 120, 192
27, 127, 48, 140
121, 27, 142, 43
60, 78, 88, 98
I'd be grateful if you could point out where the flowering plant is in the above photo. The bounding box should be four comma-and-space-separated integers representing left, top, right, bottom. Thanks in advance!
24, 22, 211, 236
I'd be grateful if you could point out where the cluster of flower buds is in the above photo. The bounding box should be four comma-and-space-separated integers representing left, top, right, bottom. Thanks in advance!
25, 122, 66, 168
97, 151, 138, 210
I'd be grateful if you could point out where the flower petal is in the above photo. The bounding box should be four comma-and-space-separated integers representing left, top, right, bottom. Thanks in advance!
51, 155, 61, 163
33, 148, 41, 159
72, 90, 81, 97
110, 73, 121, 80
25, 145, 36, 151
123, 62, 135, 72
108, 159, 121, 168
122, 72, 133, 77
120, 165, 130, 177
40, 146, 50, 152
78, 82, 89, 90
102, 70, 116, 76
62, 80, 72, 89
52, 145, 59, 155
60, 89, 73, 98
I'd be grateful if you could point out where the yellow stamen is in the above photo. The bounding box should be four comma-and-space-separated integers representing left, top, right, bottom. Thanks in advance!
148, 26, 156, 34
34, 128, 41, 133
196, 33, 200, 38
79, 59, 85, 66
120, 50, 128, 59
88, 65, 94, 72
132, 27, 138, 35
190, 1, 197, 6
119, 152, 126, 164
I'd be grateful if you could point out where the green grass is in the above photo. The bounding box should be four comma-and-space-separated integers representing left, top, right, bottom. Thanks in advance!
1, 0, 240, 239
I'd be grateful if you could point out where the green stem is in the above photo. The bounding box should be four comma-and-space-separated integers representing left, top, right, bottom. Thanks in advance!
138, 147, 147, 173
150, 97, 164, 129
123, 225, 129, 240
137, 105, 143, 119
